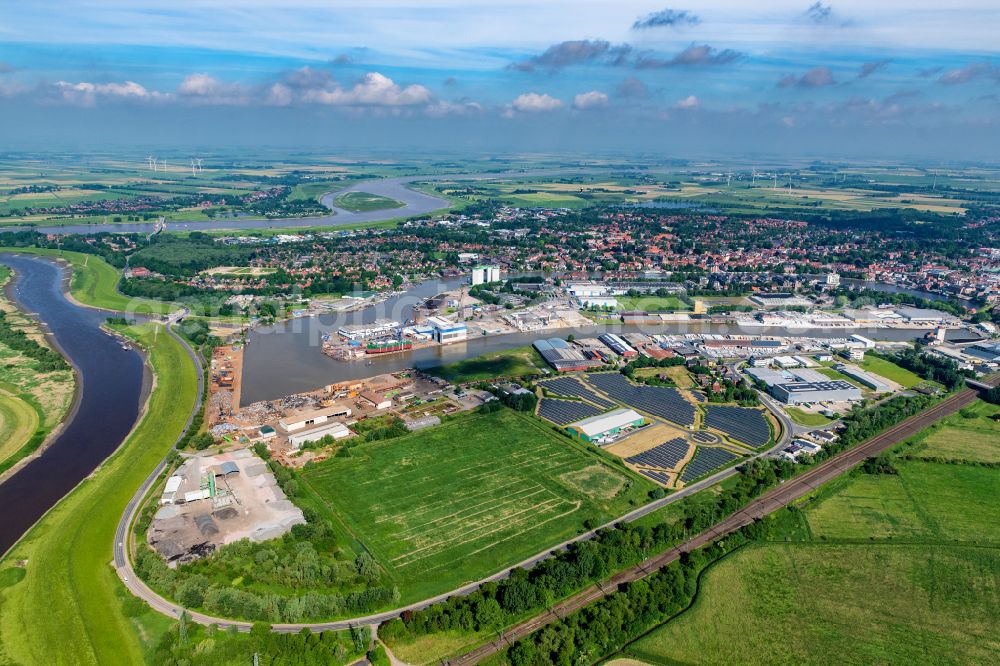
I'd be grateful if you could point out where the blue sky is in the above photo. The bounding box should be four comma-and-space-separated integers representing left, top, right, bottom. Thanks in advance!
0, 1, 998, 157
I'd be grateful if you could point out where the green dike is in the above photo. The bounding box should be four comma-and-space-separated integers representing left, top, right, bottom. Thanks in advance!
0, 322, 197, 665
0, 248, 176, 315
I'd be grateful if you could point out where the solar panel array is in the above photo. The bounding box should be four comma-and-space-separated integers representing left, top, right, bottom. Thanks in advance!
639, 469, 672, 485
680, 447, 739, 482
692, 431, 719, 444
585, 373, 696, 426
538, 377, 616, 409
704, 406, 771, 448
537, 398, 603, 426
625, 438, 690, 470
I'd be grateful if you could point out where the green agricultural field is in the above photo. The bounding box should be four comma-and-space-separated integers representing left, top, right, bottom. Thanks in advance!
906, 399, 1000, 463
0, 322, 198, 665
626, 543, 1000, 666
424, 345, 547, 383
300, 409, 650, 602
288, 180, 347, 202
0, 389, 39, 466
859, 355, 925, 388
615, 295, 685, 312
0, 248, 176, 314
783, 406, 834, 427
333, 191, 404, 212
805, 460, 1000, 543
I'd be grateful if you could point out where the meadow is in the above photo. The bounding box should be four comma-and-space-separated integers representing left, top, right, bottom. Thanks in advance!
333, 191, 404, 212
300, 409, 650, 601
627, 543, 1000, 665
424, 345, 546, 383
858, 355, 925, 388
0, 322, 198, 665
783, 406, 833, 427
615, 295, 685, 312
615, 409, 1000, 666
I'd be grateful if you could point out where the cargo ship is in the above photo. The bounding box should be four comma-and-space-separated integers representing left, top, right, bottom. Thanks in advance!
365, 340, 413, 354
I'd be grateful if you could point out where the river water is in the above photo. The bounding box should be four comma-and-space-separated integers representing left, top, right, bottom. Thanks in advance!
0, 255, 145, 554
240, 276, 977, 405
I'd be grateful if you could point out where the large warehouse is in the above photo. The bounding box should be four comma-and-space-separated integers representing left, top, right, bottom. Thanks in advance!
771, 380, 861, 405
566, 408, 645, 443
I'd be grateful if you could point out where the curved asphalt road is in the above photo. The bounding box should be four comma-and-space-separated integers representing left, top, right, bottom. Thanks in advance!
112, 385, 794, 632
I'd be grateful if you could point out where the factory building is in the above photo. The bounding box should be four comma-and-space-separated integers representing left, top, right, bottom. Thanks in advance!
580, 296, 619, 309
568, 283, 609, 298
279, 405, 352, 432
771, 380, 861, 405
566, 408, 645, 443
426, 316, 468, 343
533, 338, 604, 372
338, 319, 400, 341
598, 333, 638, 358
835, 364, 891, 392
288, 421, 353, 450
471, 265, 502, 285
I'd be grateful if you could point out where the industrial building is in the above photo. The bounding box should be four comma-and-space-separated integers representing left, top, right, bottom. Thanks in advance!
771, 380, 861, 405
598, 333, 638, 358
426, 316, 468, 343
288, 421, 353, 449
337, 319, 400, 341
533, 338, 604, 372
279, 405, 352, 432
566, 408, 645, 443
580, 296, 619, 309
471, 265, 502, 285
568, 282, 609, 299
835, 364, 891, 392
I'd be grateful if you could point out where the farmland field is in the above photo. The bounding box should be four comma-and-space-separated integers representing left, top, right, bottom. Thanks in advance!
626, 543, 1000, 666
910, 399, 1000, 463
300, 409, 650, 601
804, 460, 999, 543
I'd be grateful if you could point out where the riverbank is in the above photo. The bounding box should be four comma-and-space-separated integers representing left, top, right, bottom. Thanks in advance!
0, 321, 199, 665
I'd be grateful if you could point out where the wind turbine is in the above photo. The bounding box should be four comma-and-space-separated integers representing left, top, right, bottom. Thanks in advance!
772, 173, 778, 190
751, 167, 757, 186
190, 159, 197, 176
195, 158, 203, 173
726, 172, 732, 188
146, 155, 155, 171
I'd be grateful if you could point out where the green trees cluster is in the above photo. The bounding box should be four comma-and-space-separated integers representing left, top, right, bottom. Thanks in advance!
621, 355, 686, 377
835, 394, 934, 449
0, 310, 69, 372
705, 379, 760, 406
885, 348, 972, 390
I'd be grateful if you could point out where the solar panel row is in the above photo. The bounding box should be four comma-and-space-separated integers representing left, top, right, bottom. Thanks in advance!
625, 437, 689, 470
537, 398, 602, 426
538, 376, 617, 409
585, 373, 696, 427
704, 405, 771, 448
680, 447, 739, 483
639, 469, 672, 485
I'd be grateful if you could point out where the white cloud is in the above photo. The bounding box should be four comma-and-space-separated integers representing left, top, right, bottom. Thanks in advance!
52, 80, 158, 105
425, 99, 482, 116
301, 72, 432, 106
674, 94, 700, 109
572, 90, 609, 110
511, 92, 563, 113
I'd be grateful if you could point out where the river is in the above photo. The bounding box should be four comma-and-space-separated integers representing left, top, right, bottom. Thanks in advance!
240, 276, 979, 405
0, 255, 145, 554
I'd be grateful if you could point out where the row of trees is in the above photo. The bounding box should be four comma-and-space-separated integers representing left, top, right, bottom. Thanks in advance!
886, 347, 972, 391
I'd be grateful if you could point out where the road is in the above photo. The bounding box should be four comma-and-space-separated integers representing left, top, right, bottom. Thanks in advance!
112, 386, 795, 632
447, 380, 995, 664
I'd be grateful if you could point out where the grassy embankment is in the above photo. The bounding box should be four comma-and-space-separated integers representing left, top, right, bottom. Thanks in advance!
333, 191, 405, 212
620, 398, 1000, 665
301, 409, 652, 605
0, 264, 74, 472
424, 345, 548, 383
783, 406, 834, 427
0, 248, 176, 314
0, 322, 198, 665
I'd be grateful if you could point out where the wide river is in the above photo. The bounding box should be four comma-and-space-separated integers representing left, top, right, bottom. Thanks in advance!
241, 275, 981, 405
0, 255, 145, 554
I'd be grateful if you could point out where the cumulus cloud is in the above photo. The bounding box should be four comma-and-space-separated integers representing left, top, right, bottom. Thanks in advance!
572, 90, 609, 110
508, 40, 632, 72
632, 8, 700, 30
938, 62, 1000, 85
674, 95, 700, 109
300, 72, 432, 106
778, 66, 836, 88
858, 60, 890, 79
615, 77, 649, 99
635, 44, 742, 69
510, 92, 563, 113
52, 80, 159, 106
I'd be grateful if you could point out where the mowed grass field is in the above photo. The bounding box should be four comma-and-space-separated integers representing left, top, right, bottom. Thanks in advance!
858, 355, 925, 388
0, 323, 198, 665
300, 409, 649, 601
615, 295, 686, 312
333, 191, 404, 212
0, 389, 39, 465
627, 543, 1000, 666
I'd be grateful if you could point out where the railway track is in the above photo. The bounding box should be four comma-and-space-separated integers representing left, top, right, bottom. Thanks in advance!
448, 381, 996, 665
